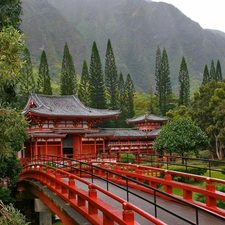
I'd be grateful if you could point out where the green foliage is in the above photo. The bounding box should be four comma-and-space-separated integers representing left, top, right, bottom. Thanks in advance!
0, 200, 30, 225
0, 26, 24, 83
216, 60, 222, 81
198, 150, 212, 159
156, 47, 172, 115
161, 165, 207, 183
45, 161, 56, 167
119, 153, 135, 163
0, 187, 15, 205
18, 47, 36, 108
60, 42, 77, 95
105, 39, 118, 110
125, 73, 135, 120
221, 167, 225, 175
89, 41, 106, 109
194, 183, 225, 209
209, 60, 216, 81
37, 50, 52, 95
0, 0, 22, 30
154, 117, 209, 156
178, 56, 190, 106
78, 60, 90, 105
0, 107, 28, 158
202, 64, 210, 85
192, 80, 225, 159
166, 105, 192, 119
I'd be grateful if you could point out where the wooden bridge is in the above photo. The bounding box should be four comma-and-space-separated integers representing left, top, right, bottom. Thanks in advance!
17, 155, 225, 224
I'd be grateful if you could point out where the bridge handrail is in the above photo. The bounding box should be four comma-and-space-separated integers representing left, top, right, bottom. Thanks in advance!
19, 163, 166, 225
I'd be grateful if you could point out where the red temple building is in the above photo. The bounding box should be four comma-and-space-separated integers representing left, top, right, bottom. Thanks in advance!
20, 93, 168, 158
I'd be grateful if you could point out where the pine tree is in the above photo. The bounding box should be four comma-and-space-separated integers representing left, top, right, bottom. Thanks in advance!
60, 42, 77, 95
18, 47, 35, 106
117, 72, 127, 127
89, 41, 106, 109
202, 64, 210, 85
125, 73, 135, 122
178, 56, 190, 106
78, 60, 90, 105
159, 48, 172, 115
216, 59, 222, 81
105, 39, 118, 110
155, 45, 161, 97
37, 50, 52, 95
209, 60, 216, 81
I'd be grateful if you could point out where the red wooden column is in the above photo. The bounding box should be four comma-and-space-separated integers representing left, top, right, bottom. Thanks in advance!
60, 139, 63, 156
34, 138, 38, 157
45, 138, 48, 155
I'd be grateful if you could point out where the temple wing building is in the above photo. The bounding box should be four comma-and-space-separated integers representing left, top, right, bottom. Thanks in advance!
21, 93, 168, 158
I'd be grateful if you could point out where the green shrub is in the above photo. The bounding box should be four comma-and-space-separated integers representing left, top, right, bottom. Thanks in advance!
0, 200, 30, 225
45, 161, 56, 167
198, 150, 212, 159
160, 165, 207, 183
119, 153, 135, 163
221, 167, 225, 175
194, 183, 225, 209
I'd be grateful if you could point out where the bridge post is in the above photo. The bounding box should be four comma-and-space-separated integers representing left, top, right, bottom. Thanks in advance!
206, 178, 216, 207
34, 198, 52, 225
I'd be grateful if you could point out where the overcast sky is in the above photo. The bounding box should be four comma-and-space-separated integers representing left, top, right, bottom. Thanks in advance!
154, 0, 225, 33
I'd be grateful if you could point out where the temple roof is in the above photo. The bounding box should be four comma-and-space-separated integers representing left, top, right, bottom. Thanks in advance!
126, 113, 168, 124
85, 128, 161, 139
23, 93, 119, 119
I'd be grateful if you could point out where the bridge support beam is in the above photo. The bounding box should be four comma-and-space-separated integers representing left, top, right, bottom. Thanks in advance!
34, 198, 52, 225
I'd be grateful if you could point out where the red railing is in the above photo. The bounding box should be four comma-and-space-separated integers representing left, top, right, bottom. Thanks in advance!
18, 162, 166, 225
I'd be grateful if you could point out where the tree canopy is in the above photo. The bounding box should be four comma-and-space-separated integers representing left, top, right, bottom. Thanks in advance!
154, 117, 208, 156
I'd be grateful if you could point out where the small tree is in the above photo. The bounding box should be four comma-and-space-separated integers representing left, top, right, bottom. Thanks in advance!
154, 117, 208, 158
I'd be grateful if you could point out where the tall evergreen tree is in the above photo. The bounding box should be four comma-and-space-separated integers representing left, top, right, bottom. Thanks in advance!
60, 42, 77, 95
155, 45, 161, 97
178, 56, 190, 106
105, 39, 118, 110
116, 72, 127, 127
37, 50, 52, 95
125, 73, 135, 122
216, 59, 222, 81
78, 60, 90, 105
209, 60, 216, 81
17, 47, 35, 107
89, 41, 106, 109
202, 64, 210, 85
159, 48, 172, 115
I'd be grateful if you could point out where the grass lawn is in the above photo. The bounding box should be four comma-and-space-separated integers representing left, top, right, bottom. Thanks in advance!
159, 169, 225, 196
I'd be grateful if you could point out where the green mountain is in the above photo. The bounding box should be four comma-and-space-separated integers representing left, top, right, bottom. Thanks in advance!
21, 0, 225, 93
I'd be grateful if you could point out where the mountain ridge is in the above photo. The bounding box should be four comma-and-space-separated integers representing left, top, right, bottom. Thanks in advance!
21, 0, 225, 93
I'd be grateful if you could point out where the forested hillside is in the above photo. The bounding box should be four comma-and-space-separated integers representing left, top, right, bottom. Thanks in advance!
21, 0, 225, 93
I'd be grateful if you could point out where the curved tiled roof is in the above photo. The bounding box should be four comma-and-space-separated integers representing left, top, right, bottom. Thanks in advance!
85, 128, 161, 138
23, 93, 119, 118
126, 114, 168, 123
